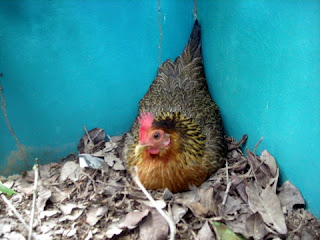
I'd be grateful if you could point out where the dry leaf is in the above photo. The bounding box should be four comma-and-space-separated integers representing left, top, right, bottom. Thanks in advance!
245, 212, 266, 240
106, 222, 123, 238
64, 227, 77, 237
139, 208, 169, 240
189, 202, 209, 217
59, 203, 85, 215
86, 206, 108, 226
111, 136, 122, 142
171, 204, 188, 224
59, 161, 81, 183
37, 188, 52, 212
104, 141, 118, 152
58, 209, 84, 222
278, 181, 305, 214
246, 182, 287, 235
50, 187, 68, 203
84, 230, 93, 240
260, 150, 278, 177
232, 174, 248, 203
104, 153, 118, 168
3, 232, 25, 240
40, 220, 56, 233
225, 213, 249, 236
16, 179, 34, 195
199, 188, 215, 217
163, 188, 173, 200
113, 158, 125, 171
39, 210, 60, 219
0, 222, 11, 235
175, 188, 200, 206
197, 221, 215, 240
219, 193, 243, 218
119, 209, 149, 229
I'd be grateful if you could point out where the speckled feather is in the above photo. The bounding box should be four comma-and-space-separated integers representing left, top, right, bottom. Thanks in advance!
123, 20, 227, 192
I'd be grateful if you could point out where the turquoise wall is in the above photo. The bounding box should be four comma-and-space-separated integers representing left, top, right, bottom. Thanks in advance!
1, 0, 319, 218
198, 0, 320, 218
0, 0, 194, 172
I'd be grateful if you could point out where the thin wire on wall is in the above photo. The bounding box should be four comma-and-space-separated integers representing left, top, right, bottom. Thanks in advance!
158, 0, 163, 65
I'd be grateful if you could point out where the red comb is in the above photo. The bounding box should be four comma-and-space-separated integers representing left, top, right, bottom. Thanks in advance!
138, 112, 154, 142
138, 112, 154, 127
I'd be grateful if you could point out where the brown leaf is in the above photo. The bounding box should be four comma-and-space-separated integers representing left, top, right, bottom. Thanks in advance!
119, 209, 149, 229
163, 188, 173, 200
175, 188, 200, 206
199, 188, 215, 217
278, 181, 305, 214
39, 210, 60, 220
197, 221, 215, 240
86, 206, 108, 226
219, 193, 243, 218
59, 161, 81, 183
104, 179, 125, 196
139, 208, 169, 240
246, 182, 287, 235
58, 209, 84, 222
37, 188, 52, 212
246, 150, 273, 188
112, 158, 126, 171
59, 203, 86, 215
106, 223, 123, 238
260, 150, 278, 177
225, 213, 249, 236
189, 202, 209, 217
50, 187, 68, 203
245, 212, 266, 240
171, 204, 188, 224
232, 174, 248, 203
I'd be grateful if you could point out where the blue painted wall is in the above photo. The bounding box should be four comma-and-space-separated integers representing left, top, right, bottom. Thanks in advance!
0, 0, 194, 173
1, 0, 319, 218
198, 0, 320, 218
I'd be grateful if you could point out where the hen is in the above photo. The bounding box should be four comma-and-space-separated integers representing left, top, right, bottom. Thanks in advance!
123, 20, 226, 193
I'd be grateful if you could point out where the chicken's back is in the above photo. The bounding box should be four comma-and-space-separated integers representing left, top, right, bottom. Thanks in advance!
123, 20, 226, 181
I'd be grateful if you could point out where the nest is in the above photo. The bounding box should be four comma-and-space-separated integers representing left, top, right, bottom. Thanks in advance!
0, 128, 319, 240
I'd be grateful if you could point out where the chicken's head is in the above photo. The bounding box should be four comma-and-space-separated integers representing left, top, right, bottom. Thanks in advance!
137, 112, 170, 155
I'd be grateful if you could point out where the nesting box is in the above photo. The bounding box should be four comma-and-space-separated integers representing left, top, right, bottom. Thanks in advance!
0, 0, 319, 221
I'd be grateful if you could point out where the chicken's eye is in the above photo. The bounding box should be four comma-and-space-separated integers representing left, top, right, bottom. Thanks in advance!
153, 131, 161, 140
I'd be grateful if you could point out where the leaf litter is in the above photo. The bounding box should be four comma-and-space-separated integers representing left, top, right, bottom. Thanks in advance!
0, 128, 319, 240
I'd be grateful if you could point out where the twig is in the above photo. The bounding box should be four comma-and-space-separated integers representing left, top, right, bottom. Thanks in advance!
253, 136, 264, 153
228, 134, 248, 151
107, 134, 114, 144
131, 166, 176, 240
83, 125, 94, 146
292, 210, 306, 233
29, 164, 39, 240
222, 160, 231, 205
35, 158, 41, 179
81, 170, 97, 192
158, 0, 163, 65
0, 194, 29, 229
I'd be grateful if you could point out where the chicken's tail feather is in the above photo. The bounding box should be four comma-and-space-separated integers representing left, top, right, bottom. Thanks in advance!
182, 19, 201, 62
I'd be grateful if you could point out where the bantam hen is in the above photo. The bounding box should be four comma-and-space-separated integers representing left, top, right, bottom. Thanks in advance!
123, 20, 227, 193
